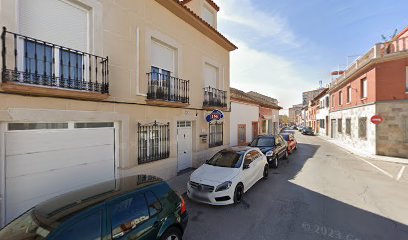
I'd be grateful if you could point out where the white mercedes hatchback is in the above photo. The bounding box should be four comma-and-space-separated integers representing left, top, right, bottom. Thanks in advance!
187, 146, 269, 205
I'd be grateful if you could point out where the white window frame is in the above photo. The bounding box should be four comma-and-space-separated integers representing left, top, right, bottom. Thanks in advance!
361, 78, 368, 99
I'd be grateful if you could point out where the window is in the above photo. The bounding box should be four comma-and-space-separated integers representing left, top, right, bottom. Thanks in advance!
331, 95, 335, 108
204, 63, 218, 88
60, 49, 83, 86
145, 191, 162, 217
347, 86, 352, 103
53, 210, 102, 240
138, 122, 170, 164
338, 119, 342, 133
320, 119, 325, 128
8, 122, 68, 130
110, 194, 149, 239
75, 122, 114, 128
24, 40, 53, 83
325, 96, 330, 108
361, 78, 368, 98
406, 66, 408, 92
151, 39, 175, 75
358, 117, 367, 139
346, 118, 351, 135
338, 91, 343, 105
151, 66, 170, 81
209, 122, 223, 147
202, 5, 215, 27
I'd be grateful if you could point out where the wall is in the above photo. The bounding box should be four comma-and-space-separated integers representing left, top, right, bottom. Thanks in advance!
230, 101, 259, 146
375, 58, 408, 101
376, 101, 408, 158
0, 0, 231, 109
330, 68, 377, 113
316, 94, 330, 136
329, 104, 376, 155
0, 0, 233, 179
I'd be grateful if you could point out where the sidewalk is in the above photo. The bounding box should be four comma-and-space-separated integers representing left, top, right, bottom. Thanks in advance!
317, 134, 408, 165
166, 169, 193, 195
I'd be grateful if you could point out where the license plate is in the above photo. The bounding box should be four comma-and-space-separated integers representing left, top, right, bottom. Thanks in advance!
192, 191, 208, 201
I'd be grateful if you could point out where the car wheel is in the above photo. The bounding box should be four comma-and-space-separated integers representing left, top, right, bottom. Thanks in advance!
271, 156, 279, 169
160, 227, 182, 240
263, 165, 269, 179
234, 183, 244, 204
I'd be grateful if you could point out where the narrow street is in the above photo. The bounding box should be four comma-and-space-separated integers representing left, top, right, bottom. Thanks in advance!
183, 133, 408, 240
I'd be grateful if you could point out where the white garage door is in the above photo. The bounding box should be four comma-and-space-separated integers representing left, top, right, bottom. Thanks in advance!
5, 128, 115, 223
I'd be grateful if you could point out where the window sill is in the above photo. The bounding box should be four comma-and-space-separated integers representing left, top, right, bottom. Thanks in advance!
360, 97, 368, 101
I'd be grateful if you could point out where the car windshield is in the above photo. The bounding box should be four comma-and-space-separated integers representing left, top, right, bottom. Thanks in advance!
250, 137, 275, 147
282, 135, 290, 141
0, 210, 50, 240
206, 151, 244, 168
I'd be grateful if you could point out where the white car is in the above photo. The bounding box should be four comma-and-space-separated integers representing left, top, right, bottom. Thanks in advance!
187, 146, 269, 205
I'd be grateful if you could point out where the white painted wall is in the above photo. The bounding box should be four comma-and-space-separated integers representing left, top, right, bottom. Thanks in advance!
329, 104, 376, 154
316, 93, 329, 136
230, 101, 259, 146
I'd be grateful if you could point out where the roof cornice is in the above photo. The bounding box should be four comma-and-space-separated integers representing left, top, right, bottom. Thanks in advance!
155, 0, 237, 51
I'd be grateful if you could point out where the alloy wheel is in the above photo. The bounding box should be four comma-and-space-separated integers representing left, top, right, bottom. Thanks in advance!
166, 235, 179, 240
263, 165, 269, 179
234, 184, 244, 203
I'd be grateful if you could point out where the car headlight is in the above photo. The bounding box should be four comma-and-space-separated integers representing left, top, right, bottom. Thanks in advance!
265, 150, 273, 157
215, 181, 232, 192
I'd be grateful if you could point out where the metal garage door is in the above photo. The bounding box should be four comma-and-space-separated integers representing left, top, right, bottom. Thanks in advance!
5, 127, 115, 223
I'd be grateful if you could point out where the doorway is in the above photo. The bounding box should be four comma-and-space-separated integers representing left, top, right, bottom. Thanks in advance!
177, 121, 192, 172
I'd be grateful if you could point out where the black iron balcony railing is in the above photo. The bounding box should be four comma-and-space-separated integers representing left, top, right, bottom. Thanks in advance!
203, 86, 227, 108
1, 27, 109, 94
147, 72, 189, 104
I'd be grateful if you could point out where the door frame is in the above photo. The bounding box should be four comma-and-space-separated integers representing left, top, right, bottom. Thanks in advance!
176, 121, 193, 172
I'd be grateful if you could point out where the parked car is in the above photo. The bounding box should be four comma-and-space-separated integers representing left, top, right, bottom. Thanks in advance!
280, 133, 297, 154
187, 147, 268, 205
249, 135, 288, 168
298, 126, 304, 132
0, 175, 188, 240
302, 127, 314, 135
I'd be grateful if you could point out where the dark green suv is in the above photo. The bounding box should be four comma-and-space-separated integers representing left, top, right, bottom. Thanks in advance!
0, 175, 188, 240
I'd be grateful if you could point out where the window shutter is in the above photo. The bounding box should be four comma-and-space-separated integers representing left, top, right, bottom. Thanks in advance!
151, 40, 175, 73
18, 0, 88, 52
204, 63, 218, 88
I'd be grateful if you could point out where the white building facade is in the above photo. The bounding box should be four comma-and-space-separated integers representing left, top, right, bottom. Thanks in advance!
230, 101, 259, 146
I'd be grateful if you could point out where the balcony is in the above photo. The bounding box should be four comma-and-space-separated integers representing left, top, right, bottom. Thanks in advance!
1, 27, 109, 100
146, 72, 190, 107
203, 86, 227, 110
331, 35, 408, 89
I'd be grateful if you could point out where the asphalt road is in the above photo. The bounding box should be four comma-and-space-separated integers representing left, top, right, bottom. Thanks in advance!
183, 132, 408, 240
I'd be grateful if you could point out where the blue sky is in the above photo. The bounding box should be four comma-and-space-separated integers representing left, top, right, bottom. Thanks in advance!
215, 0, 408, 113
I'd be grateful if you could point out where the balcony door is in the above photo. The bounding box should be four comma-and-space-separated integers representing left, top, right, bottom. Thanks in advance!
151, 40, 176, 99
18, 0, 88, 87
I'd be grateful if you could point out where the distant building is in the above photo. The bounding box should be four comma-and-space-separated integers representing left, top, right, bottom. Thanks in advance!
288, 104, 303, 125
230, 88, 282, 146
303, 89, 325, 106
328, 26, 408, 158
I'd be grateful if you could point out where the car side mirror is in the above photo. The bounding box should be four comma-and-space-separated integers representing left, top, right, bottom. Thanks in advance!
243, 164, 250, 169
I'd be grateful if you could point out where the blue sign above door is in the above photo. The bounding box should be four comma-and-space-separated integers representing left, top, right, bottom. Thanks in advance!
206, 110, 224, 123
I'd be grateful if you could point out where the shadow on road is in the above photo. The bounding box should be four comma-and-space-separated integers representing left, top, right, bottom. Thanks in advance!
184, 142, 408, 240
